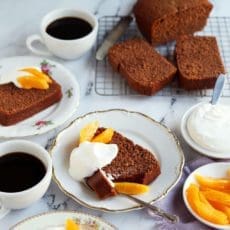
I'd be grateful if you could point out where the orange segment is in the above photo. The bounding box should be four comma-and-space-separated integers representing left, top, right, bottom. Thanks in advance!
17, 76, 49, 89
195, 174, 230, 190
91, 128, 114, 143
79, 121, 99, 143
186, 184, 228, 225
201, 189, 230, 206
114, 182, 149, 195
65, 219, 80, 230
20, 68, 52, 83
209, 201, 230, 222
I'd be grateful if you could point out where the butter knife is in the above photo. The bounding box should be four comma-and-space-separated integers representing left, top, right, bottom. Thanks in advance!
210, 74, 225, 105
96, 16, 133, 61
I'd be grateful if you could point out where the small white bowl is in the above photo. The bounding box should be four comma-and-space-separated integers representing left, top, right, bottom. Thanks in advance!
183, 162, 230, 229
181, 102, 230, 159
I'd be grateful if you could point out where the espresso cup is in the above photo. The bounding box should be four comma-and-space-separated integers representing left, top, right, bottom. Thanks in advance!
0, 140, 52, 219
26, 8, 98, 59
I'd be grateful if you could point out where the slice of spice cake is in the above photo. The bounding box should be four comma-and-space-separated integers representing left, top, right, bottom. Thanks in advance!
0, 78, 62, 126
86, 128, 160, 199
108, 38, 177, 96
175, 35, 225, 90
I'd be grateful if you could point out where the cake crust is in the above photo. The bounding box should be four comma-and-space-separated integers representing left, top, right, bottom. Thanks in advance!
175, 35, 225, 90
134, 0, 213, 44
108, 39, 177, 95
0, 78, 62, 126
86, 128, 161, 199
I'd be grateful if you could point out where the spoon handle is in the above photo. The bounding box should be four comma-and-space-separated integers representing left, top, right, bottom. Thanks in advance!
122, 194, 179, 223
211, 74, 225, 105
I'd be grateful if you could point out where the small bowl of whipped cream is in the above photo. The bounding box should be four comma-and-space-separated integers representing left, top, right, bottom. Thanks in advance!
181, 102, 230, 159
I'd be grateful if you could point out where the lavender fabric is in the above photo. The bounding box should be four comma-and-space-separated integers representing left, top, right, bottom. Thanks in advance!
148, 157, 216, 230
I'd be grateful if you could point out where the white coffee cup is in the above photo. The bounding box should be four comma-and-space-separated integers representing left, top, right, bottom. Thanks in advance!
0, 140, 52, 219
26, 8, 98, 60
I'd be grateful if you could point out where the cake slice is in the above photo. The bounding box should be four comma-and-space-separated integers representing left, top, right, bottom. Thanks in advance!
108, 39, 177, 96
133, 0, 213, 44
0, 78, 62, 126
175, 35, 225, 90
86, 128, 161, 199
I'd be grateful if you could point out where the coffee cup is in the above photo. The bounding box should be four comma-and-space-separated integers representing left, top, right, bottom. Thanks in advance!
0, 140, 52, 219
26, 8, 98, 59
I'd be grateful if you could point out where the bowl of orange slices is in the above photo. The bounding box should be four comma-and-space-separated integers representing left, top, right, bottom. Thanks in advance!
183, 162, 230, 229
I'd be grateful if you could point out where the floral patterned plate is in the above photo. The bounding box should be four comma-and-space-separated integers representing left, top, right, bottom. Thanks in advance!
10, 211, 116, 230
0, 56, 80, 137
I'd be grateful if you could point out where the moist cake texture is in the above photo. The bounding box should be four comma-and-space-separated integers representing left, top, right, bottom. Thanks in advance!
0, 78, 62, 126
175, 35, 225, 90
108, 38, 177, 95
86, 128, 161, 199
134, 0, 213, 44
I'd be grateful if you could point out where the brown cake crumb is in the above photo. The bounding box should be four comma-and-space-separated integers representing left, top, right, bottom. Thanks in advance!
134, 0, 213, 45
86, 169, 117, 199
108, 39, 177, 96
175, 35, 225, 90
86, 128, 161, 199
0, 78, 62, 126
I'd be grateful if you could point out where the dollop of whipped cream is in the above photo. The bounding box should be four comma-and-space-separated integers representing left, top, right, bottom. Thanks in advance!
69, 141, 118, 181
187, 103, 230, 152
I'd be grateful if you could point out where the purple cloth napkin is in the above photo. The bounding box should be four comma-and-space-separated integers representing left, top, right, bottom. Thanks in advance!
148, 157, 217, 230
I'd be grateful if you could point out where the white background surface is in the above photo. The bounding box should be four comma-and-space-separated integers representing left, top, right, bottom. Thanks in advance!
0, 0, 230, 229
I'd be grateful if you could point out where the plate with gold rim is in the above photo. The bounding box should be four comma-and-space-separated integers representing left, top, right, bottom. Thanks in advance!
10, 211, 116, 230
50, 109, 185, 212
0, 56, 80, 138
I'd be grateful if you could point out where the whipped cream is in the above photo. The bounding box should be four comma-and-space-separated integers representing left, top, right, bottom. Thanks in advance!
187, 103, 230, 152
69, 141, 118, 181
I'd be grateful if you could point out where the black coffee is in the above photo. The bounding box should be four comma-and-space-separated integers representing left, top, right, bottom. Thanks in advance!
46, 17, 93, 40
0, 152, 46, 193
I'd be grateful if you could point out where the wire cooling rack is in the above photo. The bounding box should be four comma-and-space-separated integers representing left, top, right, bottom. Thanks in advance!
95, 16, 230, 97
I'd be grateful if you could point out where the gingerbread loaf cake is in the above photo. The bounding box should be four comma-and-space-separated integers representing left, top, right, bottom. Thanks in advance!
175, 35, 225, 90
133, 0, 213, 45
108, 39, 177, 95
0, 78, 62, 126
86, 128, 161, 199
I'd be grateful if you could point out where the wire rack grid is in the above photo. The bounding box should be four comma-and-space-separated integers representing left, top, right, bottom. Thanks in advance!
95, 16, 230, 97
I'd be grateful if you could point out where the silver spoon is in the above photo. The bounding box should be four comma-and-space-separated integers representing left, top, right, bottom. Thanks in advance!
83, 181, 179, 223
121, 194, 179, 223
211, 74, 225, 105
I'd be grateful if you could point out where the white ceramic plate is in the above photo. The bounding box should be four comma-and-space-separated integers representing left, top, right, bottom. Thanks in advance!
0, 56, 80, 137
51, 109, 185, 212
183, 162, 230, 230
10, 211, 116, 230
181, 102, 230, 159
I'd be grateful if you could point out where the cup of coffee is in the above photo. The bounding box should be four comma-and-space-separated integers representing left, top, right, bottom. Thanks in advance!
0, 140, 52, 219
26, 8, 98, 59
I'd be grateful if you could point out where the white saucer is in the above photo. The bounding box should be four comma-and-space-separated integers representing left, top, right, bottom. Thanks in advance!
181, 102, 230, 159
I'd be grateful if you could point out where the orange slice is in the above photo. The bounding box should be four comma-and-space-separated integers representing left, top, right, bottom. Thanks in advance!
91, 128, 114, 143
201, 188, 230, 206
114, 182, 149, 195
186, 184, 228, 225
209, 201, 230, 222
17, 75, 49, 89
79, 121, 99, 143
195, 174, 230, 190
65, 219, 80, 230
20, 68, 52, 83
